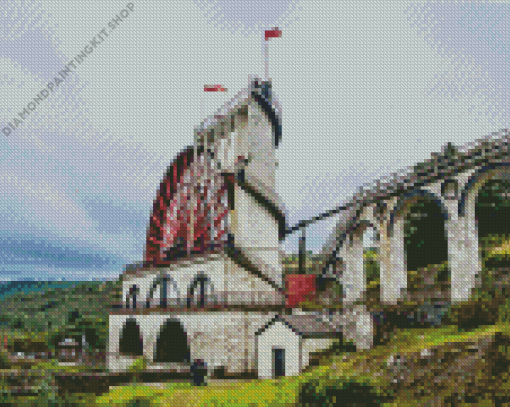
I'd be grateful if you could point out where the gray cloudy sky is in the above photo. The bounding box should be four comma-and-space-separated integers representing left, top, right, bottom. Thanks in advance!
1, 0, 509, 281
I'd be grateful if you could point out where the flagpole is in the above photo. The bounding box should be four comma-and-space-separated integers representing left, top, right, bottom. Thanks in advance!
264, 39, 269, 81
264, 27, 282, 82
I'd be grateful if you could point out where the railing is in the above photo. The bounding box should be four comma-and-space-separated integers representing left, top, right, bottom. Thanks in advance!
112, 291, 285, 310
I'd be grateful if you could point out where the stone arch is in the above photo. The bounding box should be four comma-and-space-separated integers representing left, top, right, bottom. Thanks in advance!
146, 275, 181, 308
119, 318, 143, 357
472, 169, 510, 278
458, 163, 510, 217
187, 274, 217, 308
389, 189, 449, 236
388, 189, 449, 296
154, 318, 190, 364
454, 164, 510, 292
126, 284, 139, 309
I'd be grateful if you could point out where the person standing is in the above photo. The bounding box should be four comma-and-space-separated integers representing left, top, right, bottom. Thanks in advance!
191, 359, 208, 386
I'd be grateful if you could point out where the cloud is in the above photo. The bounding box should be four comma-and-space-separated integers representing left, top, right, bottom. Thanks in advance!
406, 1, 510, 125
193, 0, 302, 37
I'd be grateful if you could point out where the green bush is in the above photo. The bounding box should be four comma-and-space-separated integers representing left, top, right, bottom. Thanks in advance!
125, 398, 153, 407
299, 378, 388, 406
0, 350, 10, 369
129, 356, 147, 373
331, 280, 343, 298
0, 380, 15, 407
498, 296, 510, 324
445, 293, 500, 330
365, 259, 380, 283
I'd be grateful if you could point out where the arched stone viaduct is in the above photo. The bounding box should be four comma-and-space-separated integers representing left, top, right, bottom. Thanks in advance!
320, 130, 510, 306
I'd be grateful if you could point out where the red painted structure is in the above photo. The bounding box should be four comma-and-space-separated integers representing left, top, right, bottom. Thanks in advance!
145, 146, 233, 265
285, 274, 316, 308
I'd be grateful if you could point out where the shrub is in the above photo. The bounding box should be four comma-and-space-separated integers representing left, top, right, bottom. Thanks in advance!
129, 356, 147, 373
299, 378, 388, 406
125, 398, 152, 407
0, 349, 10, 369
445, 294, 500, 330
365, 259, 380, 283
498, 296, 510, 324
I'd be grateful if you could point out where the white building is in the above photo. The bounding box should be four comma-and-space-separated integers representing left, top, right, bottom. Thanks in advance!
256, 315, 338, 379
107, 76, 340, 379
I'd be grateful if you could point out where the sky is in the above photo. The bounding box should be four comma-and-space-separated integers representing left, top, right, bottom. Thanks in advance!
0, 0, 509, 281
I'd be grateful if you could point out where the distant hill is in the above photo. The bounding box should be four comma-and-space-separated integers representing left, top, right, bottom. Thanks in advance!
0, 280, 80, 299
0, 279, 121, 350
0, 279, 117, 299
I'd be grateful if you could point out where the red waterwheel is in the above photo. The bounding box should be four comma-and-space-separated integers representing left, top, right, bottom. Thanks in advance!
145, 146, 231, 264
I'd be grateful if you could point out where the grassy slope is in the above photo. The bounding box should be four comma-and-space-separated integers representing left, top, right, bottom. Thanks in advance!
95, 238, 510, 406
94, 323, 503, 406
4, 238, 510, 405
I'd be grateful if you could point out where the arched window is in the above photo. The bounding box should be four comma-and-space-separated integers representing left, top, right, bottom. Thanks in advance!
126, 284, 139, 309
187, 275, 216, 308
146, 275, 181, 308
119, 318, 143, 357
154, 319, 190, 363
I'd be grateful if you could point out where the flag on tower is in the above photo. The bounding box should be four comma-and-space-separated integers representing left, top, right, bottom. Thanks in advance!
204, 84, 228, 92
265, 28, 282, 41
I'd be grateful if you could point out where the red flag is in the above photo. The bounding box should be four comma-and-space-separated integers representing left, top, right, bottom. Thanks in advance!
204, 84, 228, 92
265, 28, 282, 41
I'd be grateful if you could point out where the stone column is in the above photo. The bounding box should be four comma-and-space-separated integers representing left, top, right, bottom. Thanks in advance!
380, 217, 406, 304
339, 304, 374, 350
450, 192, 480, 302
108, 315, 121, 371
343, 233, 364, 304
144, 331, 156, 364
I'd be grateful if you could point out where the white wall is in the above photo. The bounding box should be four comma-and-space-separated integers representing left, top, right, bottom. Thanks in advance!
257, 320, 301, 379
223, 255, 283, 304
241, 103, 277, 192
234, 187, 280, 249
233, 187, 283, 287
109, 311, 277, 374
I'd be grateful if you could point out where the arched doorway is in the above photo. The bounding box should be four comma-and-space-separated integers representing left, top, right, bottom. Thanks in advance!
476, 175, 510, 288
154, 319, 190, 363
119, 318, 143, 357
